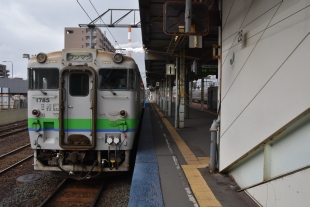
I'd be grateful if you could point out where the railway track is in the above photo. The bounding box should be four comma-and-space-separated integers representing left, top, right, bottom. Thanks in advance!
39, 178, 105, 207
0, 121, 28, 138
0, 144, 33, 175
0, 120, 27, 129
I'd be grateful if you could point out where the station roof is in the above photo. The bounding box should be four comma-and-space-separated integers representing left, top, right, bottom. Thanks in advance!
138, 0, 221, 88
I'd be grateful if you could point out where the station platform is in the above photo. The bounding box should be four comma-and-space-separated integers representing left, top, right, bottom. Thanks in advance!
129, 98, 259, 207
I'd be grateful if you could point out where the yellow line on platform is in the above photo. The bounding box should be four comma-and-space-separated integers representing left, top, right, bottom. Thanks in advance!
152, 102, 221, 207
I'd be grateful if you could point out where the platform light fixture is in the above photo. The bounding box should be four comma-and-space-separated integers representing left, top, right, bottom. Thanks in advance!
23, 54, 30, 59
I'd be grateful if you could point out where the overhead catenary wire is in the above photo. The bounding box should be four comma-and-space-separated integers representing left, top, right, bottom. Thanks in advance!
77, 0, 92, 21
88, 0, 121, 49
76, 0, 122, 50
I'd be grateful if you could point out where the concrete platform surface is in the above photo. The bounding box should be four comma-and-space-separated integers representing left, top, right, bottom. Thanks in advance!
129, 99, 259, 207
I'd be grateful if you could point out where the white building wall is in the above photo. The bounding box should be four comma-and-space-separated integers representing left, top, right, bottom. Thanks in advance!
219, 1, 310, 206
246, 168, 310, 207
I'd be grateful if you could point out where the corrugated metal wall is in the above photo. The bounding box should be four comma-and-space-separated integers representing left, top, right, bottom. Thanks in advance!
0, 78, 27, 94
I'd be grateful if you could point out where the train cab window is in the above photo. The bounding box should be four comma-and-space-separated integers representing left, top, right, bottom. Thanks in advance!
28, 68, 59, 90
129, 69, 136, 89
69, 73, 89, 96
99, 69, 128, 90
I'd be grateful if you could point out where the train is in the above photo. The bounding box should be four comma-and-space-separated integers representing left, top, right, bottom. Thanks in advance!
191, 89, 208, 103
27, 48, 145, 179
191, 77, 217, 103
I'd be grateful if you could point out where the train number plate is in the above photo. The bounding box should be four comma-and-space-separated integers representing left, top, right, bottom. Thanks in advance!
36, 98, 50, 103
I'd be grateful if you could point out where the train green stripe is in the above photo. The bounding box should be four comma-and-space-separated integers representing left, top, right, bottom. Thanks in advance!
28, 117, 138, 130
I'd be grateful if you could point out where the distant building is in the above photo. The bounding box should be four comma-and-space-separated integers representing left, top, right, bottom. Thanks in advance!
0, 78, 27, 109
64, 27, 115, 52
0, 64, 9, 78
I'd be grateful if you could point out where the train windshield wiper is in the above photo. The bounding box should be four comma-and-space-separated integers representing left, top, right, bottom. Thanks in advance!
102, 81, 117, 96
39, 89, 47, 95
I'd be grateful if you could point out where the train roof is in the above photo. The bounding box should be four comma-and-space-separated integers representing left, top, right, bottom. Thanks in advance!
28, 48, 138, 69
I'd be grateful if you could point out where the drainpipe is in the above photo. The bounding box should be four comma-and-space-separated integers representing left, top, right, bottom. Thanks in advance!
209, 116, 220, 172
175, 56, 179, 128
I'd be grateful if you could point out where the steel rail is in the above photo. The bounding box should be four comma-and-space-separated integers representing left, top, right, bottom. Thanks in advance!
0, 143, 31, 158
0, 127, 28, 138
0, 123, 27, 132
90, 181, 106, 207
0, 154, 33, 175
0, 120, 27, 129
39, 178, 105, 207
38, 178, 69, 207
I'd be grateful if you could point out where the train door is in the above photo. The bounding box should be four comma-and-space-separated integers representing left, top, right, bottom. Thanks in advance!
59, 68, 97, 149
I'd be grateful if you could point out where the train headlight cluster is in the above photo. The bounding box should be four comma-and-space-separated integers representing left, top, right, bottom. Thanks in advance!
113, 53, 123, 63
119, 110, 127, 117
36, 52, 47, 63
106, 135, 121, 144
32, 109, 41, 117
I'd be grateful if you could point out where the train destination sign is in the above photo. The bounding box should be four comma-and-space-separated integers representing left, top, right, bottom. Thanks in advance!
195, 64, 218, 76
66, 52, 93, 62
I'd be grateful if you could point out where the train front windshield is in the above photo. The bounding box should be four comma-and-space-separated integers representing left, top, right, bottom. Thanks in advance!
99, 69, 136, 90
28, 68, 59, 90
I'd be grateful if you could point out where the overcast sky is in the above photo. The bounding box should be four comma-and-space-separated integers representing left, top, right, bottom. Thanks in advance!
0, 0, 146, 82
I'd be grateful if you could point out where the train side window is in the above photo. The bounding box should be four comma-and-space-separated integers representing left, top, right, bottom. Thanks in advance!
69, 73, 89, 96
28, 68, 59, 90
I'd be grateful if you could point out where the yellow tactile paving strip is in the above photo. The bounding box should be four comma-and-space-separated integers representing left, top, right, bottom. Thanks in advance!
152, 102, 222, 207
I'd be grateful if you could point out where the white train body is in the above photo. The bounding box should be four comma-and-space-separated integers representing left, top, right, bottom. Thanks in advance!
27, 48, 144, 178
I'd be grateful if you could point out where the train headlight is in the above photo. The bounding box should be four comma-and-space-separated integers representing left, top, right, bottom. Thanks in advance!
119, 110, 127, 117
107, 137, 113, 144
114, 137, 120, 144
36, 52, 47, 63
113, 53, 123, 63
32, 109, 40, 117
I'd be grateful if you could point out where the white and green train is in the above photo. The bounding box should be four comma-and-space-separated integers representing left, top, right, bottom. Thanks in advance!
27, 48, 145, 179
